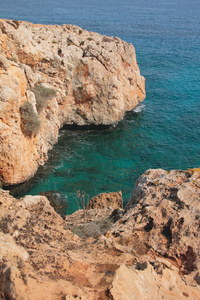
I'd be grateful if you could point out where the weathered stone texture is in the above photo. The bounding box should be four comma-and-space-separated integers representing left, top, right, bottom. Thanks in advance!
0, 168, 200, 299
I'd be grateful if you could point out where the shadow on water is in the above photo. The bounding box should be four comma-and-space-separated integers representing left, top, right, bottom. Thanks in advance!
61, 123, 111, 131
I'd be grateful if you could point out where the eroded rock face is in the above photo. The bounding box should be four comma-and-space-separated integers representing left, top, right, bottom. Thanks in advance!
86, 191, 123, 209
109, 168, 200, 279
0, 168, 200, 299
0, 19, 145, 185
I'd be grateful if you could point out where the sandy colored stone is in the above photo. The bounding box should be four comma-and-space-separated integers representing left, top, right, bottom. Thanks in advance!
110, 263, 200, 300
0, 55, 10, 70
109, 168, 200, 278
0, 232, 29, 261
87, 191, 123, 209
18, 41, 42, 67
0, 168, 200, 299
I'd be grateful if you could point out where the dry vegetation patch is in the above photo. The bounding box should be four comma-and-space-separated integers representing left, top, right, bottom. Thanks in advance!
20, 102, 41, 137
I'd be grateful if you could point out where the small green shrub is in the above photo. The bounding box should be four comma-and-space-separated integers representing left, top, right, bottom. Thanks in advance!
31, 84, 56, 113
78, 86, 84, 91
20, 102, 40, 137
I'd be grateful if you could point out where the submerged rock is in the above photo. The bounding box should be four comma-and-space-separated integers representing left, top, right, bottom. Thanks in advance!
0, 168, 199, 299
0, 19, 145, 185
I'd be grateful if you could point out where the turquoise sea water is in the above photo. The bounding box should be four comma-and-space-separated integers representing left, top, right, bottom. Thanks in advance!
1, 0, 200, 214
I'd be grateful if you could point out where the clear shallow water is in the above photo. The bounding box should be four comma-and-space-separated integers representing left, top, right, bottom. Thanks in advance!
2, 0, 200, 214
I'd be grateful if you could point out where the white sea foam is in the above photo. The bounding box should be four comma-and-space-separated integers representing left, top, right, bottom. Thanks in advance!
133, 104, 146, 113
54, 163, 64, 169
58, 132, 64, 138
53, 192, 62, 199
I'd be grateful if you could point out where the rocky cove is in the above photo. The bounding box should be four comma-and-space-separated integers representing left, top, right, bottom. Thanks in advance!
0, 19, 200, 299
0, 19, 145, 186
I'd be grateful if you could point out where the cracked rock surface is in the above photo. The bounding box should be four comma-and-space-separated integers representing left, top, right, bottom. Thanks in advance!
0, 168, 200, 299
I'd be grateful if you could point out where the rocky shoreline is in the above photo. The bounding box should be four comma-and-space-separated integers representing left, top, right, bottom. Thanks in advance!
0, 19, 145, 186
0, 19, 199, 300
0, 168, 200, 299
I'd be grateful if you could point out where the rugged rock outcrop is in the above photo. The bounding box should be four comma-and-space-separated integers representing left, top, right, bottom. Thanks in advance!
0, 168, 199, 299
0, 19, 145, 185
86, 191, 123, 210
108, 168, 200, 285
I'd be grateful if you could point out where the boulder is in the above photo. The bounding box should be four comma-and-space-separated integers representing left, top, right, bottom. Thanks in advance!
86, 191, 123, 209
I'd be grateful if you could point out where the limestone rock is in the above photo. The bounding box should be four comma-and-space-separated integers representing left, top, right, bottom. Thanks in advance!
109, 168, 200, 278
86, 191, 123, 209
0, 18, 145, 185
0, 168, 200, 299
0, 55, 10, 70
0, 232, 29, 261
110, 263, 200, 300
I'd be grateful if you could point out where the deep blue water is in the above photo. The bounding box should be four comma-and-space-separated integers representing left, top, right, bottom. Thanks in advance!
1, 0, 200, 214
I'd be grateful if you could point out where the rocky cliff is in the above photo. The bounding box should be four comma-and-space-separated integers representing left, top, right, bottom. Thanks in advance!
0, 168, 199, 299
0, 19, 145, 185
